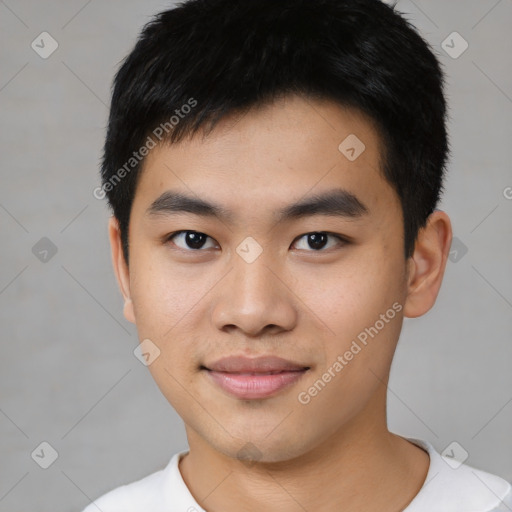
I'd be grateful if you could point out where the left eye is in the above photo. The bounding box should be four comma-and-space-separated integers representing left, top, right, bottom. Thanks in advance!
291, 232, 346, 251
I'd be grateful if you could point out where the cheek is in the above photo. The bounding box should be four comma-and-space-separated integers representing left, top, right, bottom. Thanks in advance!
146, 359, 199, 428
129, 249, 208, 339
295, 308, 403, 432
295, 252, 405, 397
295, 254, 403, 338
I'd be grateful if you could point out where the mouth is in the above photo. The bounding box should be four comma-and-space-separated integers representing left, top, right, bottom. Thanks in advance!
201, 355, 310, 400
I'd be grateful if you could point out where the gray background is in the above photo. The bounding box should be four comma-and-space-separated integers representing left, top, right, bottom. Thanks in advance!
0, 0, 511, 510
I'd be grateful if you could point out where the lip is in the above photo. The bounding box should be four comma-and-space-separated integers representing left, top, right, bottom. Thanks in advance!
202, 356, 310, 400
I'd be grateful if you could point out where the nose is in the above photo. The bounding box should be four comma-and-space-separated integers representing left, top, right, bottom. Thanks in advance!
211, 253, 298, 338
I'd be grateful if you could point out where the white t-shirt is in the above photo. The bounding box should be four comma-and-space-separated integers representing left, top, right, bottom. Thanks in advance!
82, 438, 512, 511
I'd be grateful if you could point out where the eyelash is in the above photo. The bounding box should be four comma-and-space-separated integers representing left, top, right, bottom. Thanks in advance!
164, 230, 349, 252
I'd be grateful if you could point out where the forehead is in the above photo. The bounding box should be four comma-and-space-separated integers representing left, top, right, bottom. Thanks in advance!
132, 95, 400, 227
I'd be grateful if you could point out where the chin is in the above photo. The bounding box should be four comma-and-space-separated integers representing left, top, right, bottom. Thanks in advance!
206, 428, 317, 465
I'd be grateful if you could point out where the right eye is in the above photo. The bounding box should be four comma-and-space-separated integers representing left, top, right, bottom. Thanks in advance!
165, 230, 219, 251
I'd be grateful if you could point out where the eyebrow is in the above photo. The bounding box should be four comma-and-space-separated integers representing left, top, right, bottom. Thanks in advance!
145, 188, 369, 223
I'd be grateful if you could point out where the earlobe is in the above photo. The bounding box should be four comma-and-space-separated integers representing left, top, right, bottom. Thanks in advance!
108, 216, 136, 324
403, 210, 452, 318
123, 297, 136, 325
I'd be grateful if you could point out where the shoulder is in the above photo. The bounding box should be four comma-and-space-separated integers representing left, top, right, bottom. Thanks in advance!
81, 452, 184, 512
406, 438, 512, 512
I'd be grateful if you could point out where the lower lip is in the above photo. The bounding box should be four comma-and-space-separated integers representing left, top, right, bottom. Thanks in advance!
206, 370, 308, 399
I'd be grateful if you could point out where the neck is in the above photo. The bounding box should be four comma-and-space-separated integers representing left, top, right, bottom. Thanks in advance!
179, 387, 429, 512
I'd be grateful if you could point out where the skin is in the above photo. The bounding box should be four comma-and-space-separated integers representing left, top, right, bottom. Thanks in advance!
109, 94, 452, 511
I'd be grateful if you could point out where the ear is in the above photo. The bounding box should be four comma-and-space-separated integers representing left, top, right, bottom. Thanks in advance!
108, 216, 136, 324
403, 210, 452, 318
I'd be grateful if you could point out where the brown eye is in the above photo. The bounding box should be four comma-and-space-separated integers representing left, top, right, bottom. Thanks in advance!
292, 232, 347, 251
167, 231, 217, 250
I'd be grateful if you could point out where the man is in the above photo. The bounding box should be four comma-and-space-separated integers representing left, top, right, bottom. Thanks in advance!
85, 0, 512, 510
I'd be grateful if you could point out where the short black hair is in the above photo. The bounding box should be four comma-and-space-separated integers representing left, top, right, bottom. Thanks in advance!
100, 0, 449, 265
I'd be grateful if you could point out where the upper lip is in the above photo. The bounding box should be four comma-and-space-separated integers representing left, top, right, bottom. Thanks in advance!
203, 356, 309, 373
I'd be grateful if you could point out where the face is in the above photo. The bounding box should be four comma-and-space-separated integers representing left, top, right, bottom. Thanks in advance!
114, 95, 414, 462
